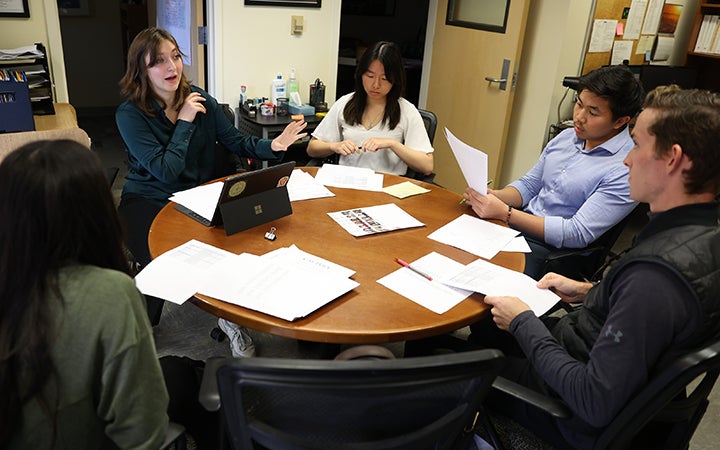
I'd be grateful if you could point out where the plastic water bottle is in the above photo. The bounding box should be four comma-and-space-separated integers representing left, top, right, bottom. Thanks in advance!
271, 72, 286, 106
288, 68, 299, 105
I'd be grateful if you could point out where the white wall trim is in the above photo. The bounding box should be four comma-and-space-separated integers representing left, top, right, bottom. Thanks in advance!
42, 0, 68, 103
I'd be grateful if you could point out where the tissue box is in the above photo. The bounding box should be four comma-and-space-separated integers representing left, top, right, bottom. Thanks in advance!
288, 103, 315, 115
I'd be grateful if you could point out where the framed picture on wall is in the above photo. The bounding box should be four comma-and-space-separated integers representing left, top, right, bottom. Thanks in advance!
0, 0, 30, 18
57, 0, 90, 16
245, 0, 321, 7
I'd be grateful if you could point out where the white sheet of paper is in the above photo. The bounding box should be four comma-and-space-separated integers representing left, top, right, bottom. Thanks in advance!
428, 214, 519, 260
328, 203, 425, 237
641, 0, 665, 35
611, 40, 634, 65
287, 169, 335, 201
444, 128, 489, 195
624, 0, 648, 40
168, 182, 223, 221
440, 258, 560, 316
588, 19, 617, 53
378, 252, 473, 314
314, 164, 384, 191
503, 235, 531, 253
262, 244, 356, 278
134, 239, 237, 304
652, 36, 674, 61
198, 252, 359, 321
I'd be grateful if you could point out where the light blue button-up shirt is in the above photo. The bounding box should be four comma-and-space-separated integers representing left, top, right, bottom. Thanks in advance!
508, 127, 637, 249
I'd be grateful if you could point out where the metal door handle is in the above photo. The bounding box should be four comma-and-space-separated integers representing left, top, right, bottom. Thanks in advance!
485, 59, 511, 91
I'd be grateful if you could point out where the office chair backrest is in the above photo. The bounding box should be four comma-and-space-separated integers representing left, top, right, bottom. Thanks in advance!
418, 108, 437, 144
215, 349, 505, 450
214, 103, 253, 177
595, 337, 720, 449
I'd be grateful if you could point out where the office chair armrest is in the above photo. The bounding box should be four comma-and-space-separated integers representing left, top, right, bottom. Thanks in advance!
544, 244, 604, 262
199, 356, 231, 412
491, 377, 573, 419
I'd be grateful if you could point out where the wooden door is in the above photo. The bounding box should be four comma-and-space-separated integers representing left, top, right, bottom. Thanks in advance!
426, 0, 531, 193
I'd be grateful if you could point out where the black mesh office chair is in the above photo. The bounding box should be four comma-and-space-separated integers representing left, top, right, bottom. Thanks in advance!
199, 349, 506, 450
213, 103, 258, 178
306, 108, 438, 183
485, 336, 720, 450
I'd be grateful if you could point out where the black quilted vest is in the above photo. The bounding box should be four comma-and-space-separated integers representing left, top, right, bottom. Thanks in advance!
550, 203, 720, 365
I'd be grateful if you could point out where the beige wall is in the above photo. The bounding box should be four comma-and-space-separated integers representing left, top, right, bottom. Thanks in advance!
209, 1, 341, 109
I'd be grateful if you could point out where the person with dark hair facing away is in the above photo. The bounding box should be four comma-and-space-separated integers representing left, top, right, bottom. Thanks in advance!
0, 140, 169, 449
479, 86, 720, 449
307, 41, 433, 176
462, 65, 645, 279
116, 27, 306, 342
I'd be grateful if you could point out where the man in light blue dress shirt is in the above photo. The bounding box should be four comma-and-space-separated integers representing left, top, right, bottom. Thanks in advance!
462, 65, 645, 279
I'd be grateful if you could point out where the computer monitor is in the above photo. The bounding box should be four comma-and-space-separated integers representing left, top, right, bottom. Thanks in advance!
626, 65, 698, 92
563, 65, 698, 93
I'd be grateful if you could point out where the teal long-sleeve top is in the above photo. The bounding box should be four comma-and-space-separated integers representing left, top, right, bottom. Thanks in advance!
116, 86, 283, 203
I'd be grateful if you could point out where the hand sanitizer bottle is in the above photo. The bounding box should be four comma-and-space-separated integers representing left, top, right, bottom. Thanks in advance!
271, 72, 286, 106
288, 68, 299, 104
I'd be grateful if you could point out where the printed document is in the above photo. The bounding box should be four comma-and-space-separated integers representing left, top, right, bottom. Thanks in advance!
440, 258, 560, 316
328, 203, 425, 237
378, 252, 473, 314
198, 250, 359, 321
134, 239, 236, 304
314, 163, 384, 191
428, 214, 519, 260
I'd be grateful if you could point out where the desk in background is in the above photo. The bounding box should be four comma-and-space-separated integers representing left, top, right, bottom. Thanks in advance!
237, 110, 322, 166
149, 168, 524, 344
34, 103, 78, 131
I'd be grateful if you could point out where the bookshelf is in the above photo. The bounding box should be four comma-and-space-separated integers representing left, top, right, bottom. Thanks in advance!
685, 2, 720, 91
0, 43, 55, 115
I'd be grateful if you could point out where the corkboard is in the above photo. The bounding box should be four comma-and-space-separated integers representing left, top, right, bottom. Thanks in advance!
582, 0, 650, 75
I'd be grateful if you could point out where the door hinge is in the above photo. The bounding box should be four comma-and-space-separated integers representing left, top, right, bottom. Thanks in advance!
198, 26, 208, 45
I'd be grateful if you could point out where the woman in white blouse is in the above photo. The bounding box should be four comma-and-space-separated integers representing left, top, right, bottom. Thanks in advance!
307, 41, 434, 176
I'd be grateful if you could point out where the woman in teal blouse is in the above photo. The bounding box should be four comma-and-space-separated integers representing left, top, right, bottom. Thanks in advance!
116, 27, 307, 324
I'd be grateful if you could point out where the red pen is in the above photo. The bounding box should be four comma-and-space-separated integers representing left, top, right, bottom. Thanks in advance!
394, 257, 433, 281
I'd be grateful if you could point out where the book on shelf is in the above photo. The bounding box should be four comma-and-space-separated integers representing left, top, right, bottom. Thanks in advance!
694, 14, 720, 54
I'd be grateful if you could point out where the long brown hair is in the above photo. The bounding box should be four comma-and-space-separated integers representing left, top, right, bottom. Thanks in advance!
343, 41, 406, 130
119, 27, 192, 116
0, 141, 131, 446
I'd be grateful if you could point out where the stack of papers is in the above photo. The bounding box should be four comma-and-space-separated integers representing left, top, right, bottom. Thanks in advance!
328, 203, 425, 237
0, 45, 43, 60
135, 240, 358, 321
314, 164, 384, 191
378, 252, 560, 316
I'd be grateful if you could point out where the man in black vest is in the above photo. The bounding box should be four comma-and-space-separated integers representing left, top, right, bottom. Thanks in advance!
481, 85, 720, 449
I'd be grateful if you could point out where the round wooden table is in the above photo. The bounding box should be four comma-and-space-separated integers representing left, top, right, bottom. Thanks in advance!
149, 167, 524, 344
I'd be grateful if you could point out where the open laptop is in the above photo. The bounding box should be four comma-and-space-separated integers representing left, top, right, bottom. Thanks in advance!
175, 161, 295, 236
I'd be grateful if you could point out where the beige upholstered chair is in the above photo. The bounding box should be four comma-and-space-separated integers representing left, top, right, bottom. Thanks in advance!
0, 128, 92, 163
